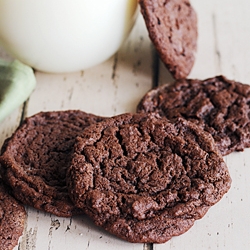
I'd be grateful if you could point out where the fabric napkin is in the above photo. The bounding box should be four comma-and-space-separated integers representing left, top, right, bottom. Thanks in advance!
0, 59, 36, 122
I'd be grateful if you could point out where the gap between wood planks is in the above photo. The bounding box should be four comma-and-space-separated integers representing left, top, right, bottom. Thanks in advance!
141, 47, 160, 250
144, 243, 154, 250
19, 100, 29, 127
152, 47, 160, 89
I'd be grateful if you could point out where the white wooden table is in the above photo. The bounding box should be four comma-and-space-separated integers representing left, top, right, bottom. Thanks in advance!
0, 1, 250, 249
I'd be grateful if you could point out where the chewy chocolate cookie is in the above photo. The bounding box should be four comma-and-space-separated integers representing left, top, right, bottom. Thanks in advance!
68, 113, 231, 243
137, 75, 250, 156
139, 0, 198, 79
0, 179, 26, 250
0, 110, 104, 217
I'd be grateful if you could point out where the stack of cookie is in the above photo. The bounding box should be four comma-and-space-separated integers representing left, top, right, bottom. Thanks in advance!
0, 0, 249, 248
0, 110, 232, 244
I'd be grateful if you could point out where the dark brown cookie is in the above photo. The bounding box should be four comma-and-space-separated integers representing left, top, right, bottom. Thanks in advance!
0, 110, 105, 217
68, 113, 231, 243
137, 75, 250, 156
139, 0, 198, 79
0, 179, 26, 250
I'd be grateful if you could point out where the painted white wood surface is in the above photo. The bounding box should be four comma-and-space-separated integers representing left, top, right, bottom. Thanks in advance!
0, 0, 250, 249
157, 1, 250, 250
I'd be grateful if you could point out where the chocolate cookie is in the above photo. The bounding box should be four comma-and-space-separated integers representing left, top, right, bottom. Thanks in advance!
139, 0, 198, 79
137, 75, 250, 156
68, 113, 231, 243
0, 179, 26, 250
0, 110, 104, 217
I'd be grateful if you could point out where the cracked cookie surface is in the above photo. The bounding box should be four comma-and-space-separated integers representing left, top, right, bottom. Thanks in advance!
137, 75, 250, 155
139, 0, 198, 79
0, 110, 104, 217
68, 113, 231, 243
0, 179, 26, 250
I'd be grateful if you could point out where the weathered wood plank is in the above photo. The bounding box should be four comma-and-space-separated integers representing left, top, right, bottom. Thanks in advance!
156, 1, 250, 249
26, 15, 152, 117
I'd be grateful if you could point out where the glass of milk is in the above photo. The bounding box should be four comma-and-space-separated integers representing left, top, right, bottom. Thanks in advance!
0, 0, 138, 73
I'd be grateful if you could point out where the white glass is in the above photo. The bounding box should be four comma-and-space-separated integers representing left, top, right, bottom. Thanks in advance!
0, 0, 138, 73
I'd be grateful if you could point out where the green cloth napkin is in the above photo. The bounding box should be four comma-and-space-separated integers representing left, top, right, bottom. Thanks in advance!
0, 59, 36, 122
